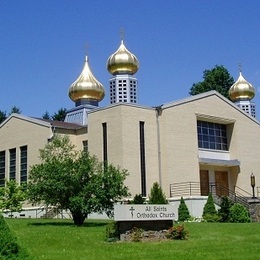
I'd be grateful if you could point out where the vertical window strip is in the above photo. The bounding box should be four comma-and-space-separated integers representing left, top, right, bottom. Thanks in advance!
139, 121, 147, 197
20, 146, 27, 183
83, 140, 88, 153
102, 123, 107, 164
0, 151, 5, 186
9, 148, 16, 180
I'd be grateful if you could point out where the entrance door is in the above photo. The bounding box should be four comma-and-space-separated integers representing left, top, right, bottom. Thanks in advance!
215, 171, 229, 196
200, 170, 209, 196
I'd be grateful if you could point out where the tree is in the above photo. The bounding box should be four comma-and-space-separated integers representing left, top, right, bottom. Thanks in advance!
148, 182, 168, 204
189, 65, 234, 99
0, 180, 26, 217
0, 110, 6, 124
202, 193, 219, 222
52, 108, 67, 121
27, 135, 129, 226
9, 106, 21, 115
42, 111, 51, 120
218, 196, 233, 222
131, 194, 145, 204
178, 197, 190, 222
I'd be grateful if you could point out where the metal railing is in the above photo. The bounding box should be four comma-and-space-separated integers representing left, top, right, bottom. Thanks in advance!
169, 181, 251, 209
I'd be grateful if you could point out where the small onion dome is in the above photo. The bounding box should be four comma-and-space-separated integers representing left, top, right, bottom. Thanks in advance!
229, 72, 255, 101
107, 40, 139, 75
69, 56, 105, 103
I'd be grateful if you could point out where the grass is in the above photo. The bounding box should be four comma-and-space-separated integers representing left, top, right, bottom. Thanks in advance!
6, 218, 260, 260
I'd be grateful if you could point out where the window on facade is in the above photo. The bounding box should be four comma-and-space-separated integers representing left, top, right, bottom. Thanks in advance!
139, 121, 147, 197
20, 146, 27, 183
83, 140, 88, 153
0, 151, 5, 186
102, 123, 107, 163
9, 148, 16, 180
197, 120, 228, 150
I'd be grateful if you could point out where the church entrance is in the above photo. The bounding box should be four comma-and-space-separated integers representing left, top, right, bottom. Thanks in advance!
215, 171, 229, 196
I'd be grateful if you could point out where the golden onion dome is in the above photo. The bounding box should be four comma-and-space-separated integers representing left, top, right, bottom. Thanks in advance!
107, 40, 139, 75
229, 72, 255, 101
69, 56, 105, 103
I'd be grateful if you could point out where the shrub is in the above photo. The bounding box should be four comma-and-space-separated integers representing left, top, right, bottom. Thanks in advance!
105, 221, 119, 242
132, 194, 146, 204
203, 193, 218, 221
130, 227, 144, 242
148, 182, 168, 204
166, 224, 188, 240
218, 196, 233, 222
178, 197, 190, 222
229, 203, 250, 223
0, 214, 29, 259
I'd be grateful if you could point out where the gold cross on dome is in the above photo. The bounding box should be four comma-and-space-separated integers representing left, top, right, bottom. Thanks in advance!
238, 63, 242, 73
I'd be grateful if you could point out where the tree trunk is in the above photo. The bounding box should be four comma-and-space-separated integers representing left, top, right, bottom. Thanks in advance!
71, 210, 86, 226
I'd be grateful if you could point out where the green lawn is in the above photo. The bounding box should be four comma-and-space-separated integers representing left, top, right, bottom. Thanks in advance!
6, 218, 260, 260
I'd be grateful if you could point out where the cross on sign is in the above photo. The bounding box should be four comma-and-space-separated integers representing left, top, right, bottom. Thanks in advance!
129, 206, 135, 218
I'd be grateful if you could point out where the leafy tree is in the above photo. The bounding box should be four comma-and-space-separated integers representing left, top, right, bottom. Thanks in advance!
0, 180, 26, 217
148, 182, 168, 204
9, 106, 21, 115
189, 65, 234, 99
42, 111, 51, 120
27, 135, 129, 226
0, 110, 6, 124
218, 196, 233, 222
178, 197, 190, 222
52, 108, 67, 121
202, 193, 218, 222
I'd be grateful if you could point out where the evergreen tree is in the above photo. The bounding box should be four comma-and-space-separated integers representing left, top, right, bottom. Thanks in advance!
148, 182, 168, 204
52, 108, 67, 121
178, 197, 190, 221
132, 194, 145, 204
218, 196, 233, 222
202, 193, 218, 222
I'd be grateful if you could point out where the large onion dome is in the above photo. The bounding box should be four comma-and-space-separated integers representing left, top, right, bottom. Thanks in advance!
69, 56, 105, 105
107, 40, 139, 75
229, 72, 255, 101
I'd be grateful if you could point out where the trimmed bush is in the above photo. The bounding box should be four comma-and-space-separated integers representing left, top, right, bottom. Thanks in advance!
218, 196, 233, 222
105, 221, 119, 242
229, 203, 250, 223
148, 182, 168, 204
0, 214, 29, 259
166, 224, 188, 240
203, 193, 219, 222
178, 197, 190, 222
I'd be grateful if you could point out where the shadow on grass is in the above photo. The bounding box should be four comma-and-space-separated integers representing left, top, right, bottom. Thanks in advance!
27, 220, 108, 227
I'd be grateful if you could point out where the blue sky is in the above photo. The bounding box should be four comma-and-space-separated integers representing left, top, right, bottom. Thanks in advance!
1, 1, 260, 119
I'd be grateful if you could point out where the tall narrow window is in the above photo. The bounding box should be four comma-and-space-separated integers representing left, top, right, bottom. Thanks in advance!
20, 146, 27, 183
82, 140, 88, 153
139, 121, 146, 197
0, 151, 5, 186
9, 148, 16, 180
102, 123, 107, 163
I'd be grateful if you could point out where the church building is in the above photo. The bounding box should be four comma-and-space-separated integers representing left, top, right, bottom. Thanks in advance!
0, 39, 259, 218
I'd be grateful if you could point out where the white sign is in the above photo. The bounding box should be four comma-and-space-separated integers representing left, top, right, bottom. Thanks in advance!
114, 204, 175, 221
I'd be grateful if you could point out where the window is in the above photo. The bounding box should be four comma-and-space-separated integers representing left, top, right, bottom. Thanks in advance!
83, 140, 88, 153
9, 148, 16, 180
197, 121, 228, 150
139, 121, 146, 196
20, 146, 27, 183
102, 123, 107, 163
0, 151, 5, 186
